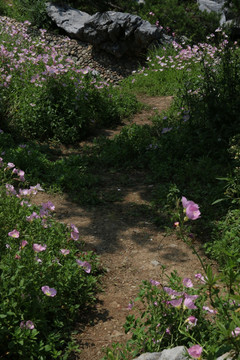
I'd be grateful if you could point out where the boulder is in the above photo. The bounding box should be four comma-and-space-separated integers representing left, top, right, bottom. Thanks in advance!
46, 3, 168, 58
133, 347, 187, 360
46, 2, 92, 38
196, 0, 239, 28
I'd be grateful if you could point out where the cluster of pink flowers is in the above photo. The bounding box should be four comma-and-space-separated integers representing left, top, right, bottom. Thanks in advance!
0, 17, 110, 91
132, 30, 238, 91
20, 320, 34, 330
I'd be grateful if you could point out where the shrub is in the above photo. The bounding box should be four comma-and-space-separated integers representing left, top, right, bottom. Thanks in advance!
179, 37, 240, 142
0, 158, 101, 359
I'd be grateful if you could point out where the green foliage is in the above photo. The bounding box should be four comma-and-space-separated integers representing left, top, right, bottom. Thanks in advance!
180, 42, 240, 141
0, 159, 101, 359
224, 0, 240, 22
206, 209, 240, 267
133, 0, 220, 43
5, 72, 138, 144
3, 0, 51, 28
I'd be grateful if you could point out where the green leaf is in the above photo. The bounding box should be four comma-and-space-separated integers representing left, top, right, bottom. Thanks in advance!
212, 198, 226, 205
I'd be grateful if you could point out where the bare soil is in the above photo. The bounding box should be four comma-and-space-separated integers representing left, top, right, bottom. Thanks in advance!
32, 96, 212, 360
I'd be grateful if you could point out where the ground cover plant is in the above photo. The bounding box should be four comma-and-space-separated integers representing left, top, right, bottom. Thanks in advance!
0, 156, 101, 359
0, 18, 139, 144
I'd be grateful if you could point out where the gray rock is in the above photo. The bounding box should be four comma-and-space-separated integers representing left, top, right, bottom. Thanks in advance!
197, 0, 225, 14
133, 353, 164, 360
216, 352, 233, 360
196, 0, 240, 27
46, 3, 169, 57
133, 347, 187, 360
158, 346, 187, 360
82, 11, 164, 57
46, 2, 92, 38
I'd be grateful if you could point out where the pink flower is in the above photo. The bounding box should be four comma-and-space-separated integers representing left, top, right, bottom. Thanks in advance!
187, 345, 203, 359
150, 279, 161, 286
186, 315, 198, 328
35, 256, 42, 264
30, 183, 44, 192
76, 259, 91, 273
163, 287, 183, 296
41, 201, 55, 211
232, 327, 240, 337
5, 162, 15, 170
41, 286, 57, 297
33, 243, 47, 252
20, 240, 28, 250
166, 327, 171, 334
168, 298, 183, 308
127, 302, 134, 310
183, 278, 193, 288
19, 189, 31, 196
182, 196, 201, 220
183, 297, 197, 310
195, 273, 207, 284
71, 231, 79, 241
60, 249, 70, 256
20, 320, 34, 329
26, 212, 39, 222
71, 224, 79, 233
186, 203, 201, 220
6, 184, 17, 196
8, 229, 20, 238
202, 306, 217, 314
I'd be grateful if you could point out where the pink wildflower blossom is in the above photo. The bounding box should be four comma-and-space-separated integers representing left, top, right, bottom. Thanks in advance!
71, 231, 79, 241
195, 273, 207, 284
186, 315, 198, 329
182, 196, 201, 220
33, 243, 47, 252
8, 229, 19, 238
187, 345, 203, 359
232, 327, 240, 337
20, 240, 28, 250
183, 278, 193, 288
41, 286, 57, 297
60, 249, 70, 256
150, 279, 161, 286
202, 306, 217, 314
76, 259, 91, 273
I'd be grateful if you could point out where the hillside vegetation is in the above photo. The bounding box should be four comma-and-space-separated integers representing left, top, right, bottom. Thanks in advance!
0, 1, 240, 359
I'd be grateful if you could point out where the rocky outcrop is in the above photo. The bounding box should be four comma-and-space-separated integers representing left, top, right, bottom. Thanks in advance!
46, 3, 170, 58
197, 0, 226, 24
197, 0, 239, 29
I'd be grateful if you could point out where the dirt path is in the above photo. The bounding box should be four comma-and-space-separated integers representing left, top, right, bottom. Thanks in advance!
32, 96, 210, 360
